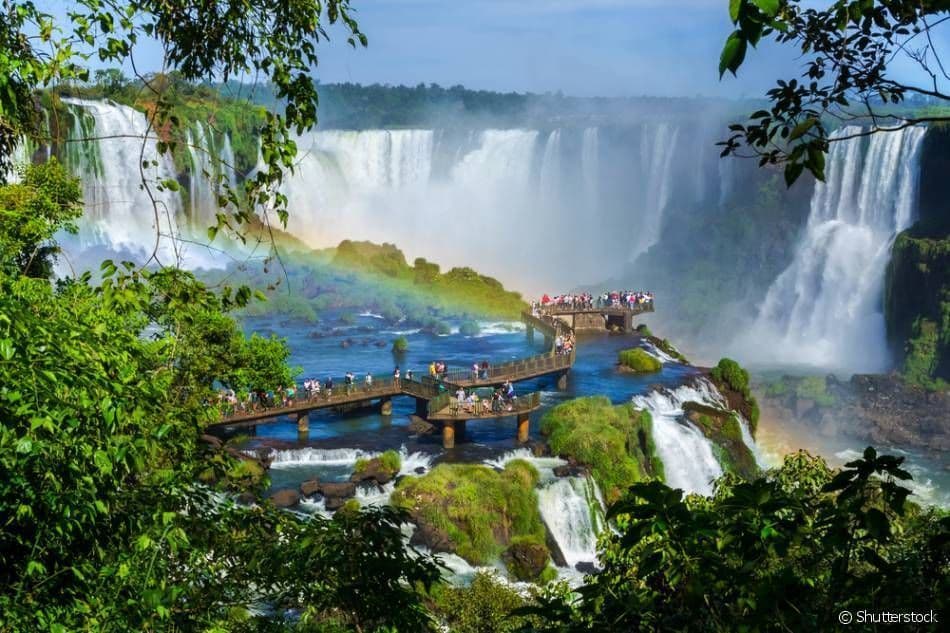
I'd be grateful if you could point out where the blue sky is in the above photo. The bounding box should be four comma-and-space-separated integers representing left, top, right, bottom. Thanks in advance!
47, 0, 946, 99
310, 0, 800, 97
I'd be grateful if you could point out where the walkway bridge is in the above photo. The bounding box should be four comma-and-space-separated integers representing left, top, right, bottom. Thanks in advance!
211, 301, 652, 448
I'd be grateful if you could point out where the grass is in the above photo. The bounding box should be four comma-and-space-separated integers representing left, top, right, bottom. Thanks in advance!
618, 348, 662, 373
540, 396, 663, 503
795, 376, 837, 407
353, 449, 402, 477
391, 461, 547, 566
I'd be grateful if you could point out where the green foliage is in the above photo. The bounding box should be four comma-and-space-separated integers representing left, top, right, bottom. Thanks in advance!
886, 225, 950, 389
429, 571, 541, 633
634, 323, 652, 337
618, 348, 662, 373
686, 404, 759, 480
541, 397, 663, 502
392, 462, 548, 567
527, 448, 950, 632
720, 1, 950, 185
710, 357, 760, 431
0, 159, 82, 278
795, 375, 837, 407
217, 240, 526, 326
392, 335, 410, 353
354, 450, 402, 478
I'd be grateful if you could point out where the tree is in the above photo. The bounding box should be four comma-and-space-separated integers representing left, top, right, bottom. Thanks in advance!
0, 167, 441, 631
0, 158, 82, 278
719, 1, 950, 185
524, 449, 949, 632
0, 0, 367, 259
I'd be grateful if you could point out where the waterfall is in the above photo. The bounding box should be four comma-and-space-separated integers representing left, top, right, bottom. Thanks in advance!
538, 129, 562, 210
632, 122, 680, 260
742, 126, 927, 372
185, 121, 239, 228
537, 476, 605, 569
631, 381, 726, 496
59, 99, 186, 261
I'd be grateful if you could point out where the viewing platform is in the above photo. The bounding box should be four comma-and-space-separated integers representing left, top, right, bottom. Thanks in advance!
210, 299, 653, 448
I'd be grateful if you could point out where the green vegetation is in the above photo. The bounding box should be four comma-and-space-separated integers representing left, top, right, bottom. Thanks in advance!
650, 335, 689, 363
618, 348, 662, 373
212, 240, 526, 327
710, 357, 761, 433
795, 375, 837, 407
525, 448, 950, 632
541, 397, 663, 503
392, 336, 410, 353
683, 402, 758, 479
0, 161, 441, 630
429, 571, 544, 633
635, 323, 652, 337
354, 450, 402, 479
886, 224, 949, 391
392, 461, 549, 574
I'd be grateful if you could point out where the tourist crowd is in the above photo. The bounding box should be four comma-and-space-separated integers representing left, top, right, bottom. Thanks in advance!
533, 290, 654, 311
453, 379, 518, 415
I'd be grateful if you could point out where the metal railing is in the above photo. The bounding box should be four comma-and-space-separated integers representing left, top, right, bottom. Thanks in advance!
539, 302, 655, 315
432, 390, 542, 418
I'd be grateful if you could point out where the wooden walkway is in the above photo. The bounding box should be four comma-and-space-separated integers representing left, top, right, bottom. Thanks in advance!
211, 301, 652, 447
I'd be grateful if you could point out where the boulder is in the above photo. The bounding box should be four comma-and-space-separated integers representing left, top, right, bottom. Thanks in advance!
300, 479, 321, 497
528, 440, 551, 457
268, 489, 300, 508
503, 539, 551, 581
319, 481, 357, 500
414, 466, 427, 474
408, 415, 436, 435
409, 521, 454, 554
236, 492, 257, 505
553, 464, 588, 478
350, 458, 394, 485
324, 496, 349, 512
574, 562, 598, 575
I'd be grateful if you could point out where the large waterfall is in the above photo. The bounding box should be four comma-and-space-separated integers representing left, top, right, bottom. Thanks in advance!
740, 126, 927, 372
537, 476, 605, 570
12, 100, 726, 290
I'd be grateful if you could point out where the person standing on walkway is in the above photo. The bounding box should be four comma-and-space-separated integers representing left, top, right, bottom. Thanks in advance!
393, 366, 401, 388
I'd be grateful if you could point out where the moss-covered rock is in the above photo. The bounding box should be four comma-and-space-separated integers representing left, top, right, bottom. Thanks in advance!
502, 535, 550, 582
459, 320, 481, 336
885, 226, 949, 390
392, 336, 409, 353
540, 396, 663, 503
391, 461, 549, 571
646, 335, 689, 363
618, 348, 662, 373
351, 450, 401, 485
682, 402, 758, 480
709, 358, 760, 434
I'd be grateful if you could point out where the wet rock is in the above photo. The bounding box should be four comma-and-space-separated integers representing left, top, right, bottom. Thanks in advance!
503, 539, 550, 581
414, 466, 427, 474
408, 415, 436, 435
341, 339, 352, 349
544, 523, 568, 568
528, 440, 551, 457
236, 492, 257, 505
374, 340, 388, 348
553, 464, 589, 478
319, 481, 357, 500
268, 489, 300, 508
324, 496, 349, 512
409, 521, 454, 554
300, 479, 321, 497
574, 562, 598, 575
350, 457, 395, 485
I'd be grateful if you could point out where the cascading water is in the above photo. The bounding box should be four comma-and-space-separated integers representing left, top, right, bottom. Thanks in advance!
741, 126, 927, 372
536, 476, 605, 570
632, 380, 729, 496
185, 121, 237, 227
632, 122, 680, 260
539, 130, 562, 210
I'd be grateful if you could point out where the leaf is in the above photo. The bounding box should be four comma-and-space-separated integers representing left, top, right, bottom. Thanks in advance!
784, 162, 804, 187
752, 0, 780, 17
719, 31, 748, 78
729, 0, 743, 22
789, 117, 818, 141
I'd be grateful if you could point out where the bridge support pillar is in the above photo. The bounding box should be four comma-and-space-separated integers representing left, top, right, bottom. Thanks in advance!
517, 413, 530, 443
442, 421, 456, 449
624, 311, 633, 333
556, 371, 569, 391
296, 412, 309, 433
380, 397, 393, 416
415, 397, 428, 417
